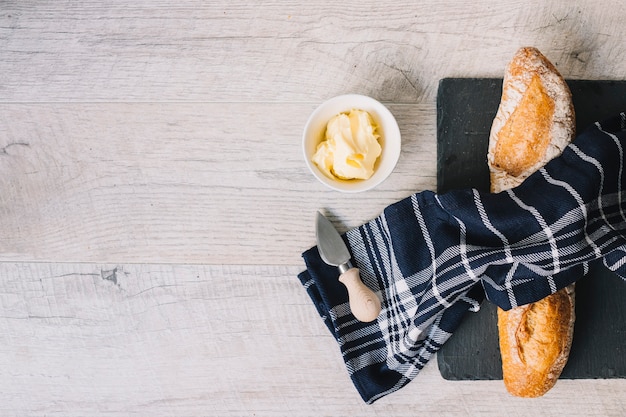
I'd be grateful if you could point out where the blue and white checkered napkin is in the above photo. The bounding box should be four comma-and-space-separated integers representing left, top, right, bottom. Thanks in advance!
298, 113, 626, 404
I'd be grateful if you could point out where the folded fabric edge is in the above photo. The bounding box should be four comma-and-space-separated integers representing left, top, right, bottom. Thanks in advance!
298, 257, 486, 403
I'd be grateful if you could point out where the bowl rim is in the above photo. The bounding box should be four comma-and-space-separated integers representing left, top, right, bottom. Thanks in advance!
302, 94, 401, 193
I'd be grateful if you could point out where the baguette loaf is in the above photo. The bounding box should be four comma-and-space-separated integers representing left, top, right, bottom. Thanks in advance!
488, 47, 576, 398
488, 46, 575, 192
497, 285, 575, 397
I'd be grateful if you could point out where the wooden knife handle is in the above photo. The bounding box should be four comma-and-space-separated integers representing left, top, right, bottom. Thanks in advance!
338, 267, 381, 322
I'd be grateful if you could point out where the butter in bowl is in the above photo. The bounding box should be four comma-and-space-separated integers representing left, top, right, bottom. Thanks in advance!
302, 94, 401, 193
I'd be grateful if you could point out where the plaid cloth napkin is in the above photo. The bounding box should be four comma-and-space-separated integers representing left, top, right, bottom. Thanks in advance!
298, 113, 626, 404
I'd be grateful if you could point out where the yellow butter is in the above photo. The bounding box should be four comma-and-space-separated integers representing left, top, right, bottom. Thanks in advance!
312, 109, 382, 180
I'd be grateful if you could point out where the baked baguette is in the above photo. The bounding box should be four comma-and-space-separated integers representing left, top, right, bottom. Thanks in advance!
488, 46, 575, 193
488, 47, 576, 397
497, 285, 575, 397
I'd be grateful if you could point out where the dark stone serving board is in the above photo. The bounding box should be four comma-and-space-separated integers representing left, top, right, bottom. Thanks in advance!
436, 78, 626, 380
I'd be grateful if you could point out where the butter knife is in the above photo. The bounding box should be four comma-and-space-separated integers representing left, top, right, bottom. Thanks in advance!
315, 211, 382, 322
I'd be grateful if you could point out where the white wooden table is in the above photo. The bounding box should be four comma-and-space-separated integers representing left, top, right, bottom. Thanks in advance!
1, 1, 625, 415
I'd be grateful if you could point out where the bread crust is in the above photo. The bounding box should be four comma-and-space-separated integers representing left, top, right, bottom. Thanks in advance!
497, 285, 575, 397
487, 47, 575, 192
489, 47, 576, 397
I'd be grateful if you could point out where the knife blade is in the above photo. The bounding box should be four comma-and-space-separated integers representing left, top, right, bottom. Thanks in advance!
315, 211, 381, 322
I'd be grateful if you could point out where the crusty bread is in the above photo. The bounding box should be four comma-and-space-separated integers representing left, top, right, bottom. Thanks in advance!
488, 46, 576, 192
497, 285, 575, 397
488, 47, 576, 397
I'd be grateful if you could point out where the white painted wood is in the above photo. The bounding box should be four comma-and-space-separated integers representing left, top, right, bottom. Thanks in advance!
0, 0, 625, 415
0, 103, 435, 264
0, 262, 624, 416
0, 1, 625, 103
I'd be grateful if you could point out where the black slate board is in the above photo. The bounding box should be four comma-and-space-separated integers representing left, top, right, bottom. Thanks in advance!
436, 78, 626, 380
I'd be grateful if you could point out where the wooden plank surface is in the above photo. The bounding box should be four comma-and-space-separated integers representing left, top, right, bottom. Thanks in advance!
1, 1, 624, 103
0, 103, 435, 264
0, 262, 624, 416
1, 0, 625, 415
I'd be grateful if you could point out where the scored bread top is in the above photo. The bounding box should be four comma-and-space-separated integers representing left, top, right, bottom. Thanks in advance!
489, 47, 577, 398
487, 47, 575, 193
497, 285, 575, 398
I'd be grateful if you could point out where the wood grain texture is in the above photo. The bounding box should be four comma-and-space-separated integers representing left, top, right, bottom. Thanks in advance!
0, 262, 624, 416
0, 1, 625, 103
0, 0, 625, 415
0, 103, 434, 264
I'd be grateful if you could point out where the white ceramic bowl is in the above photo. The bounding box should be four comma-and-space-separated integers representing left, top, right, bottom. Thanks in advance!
302, 94, 401, 193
